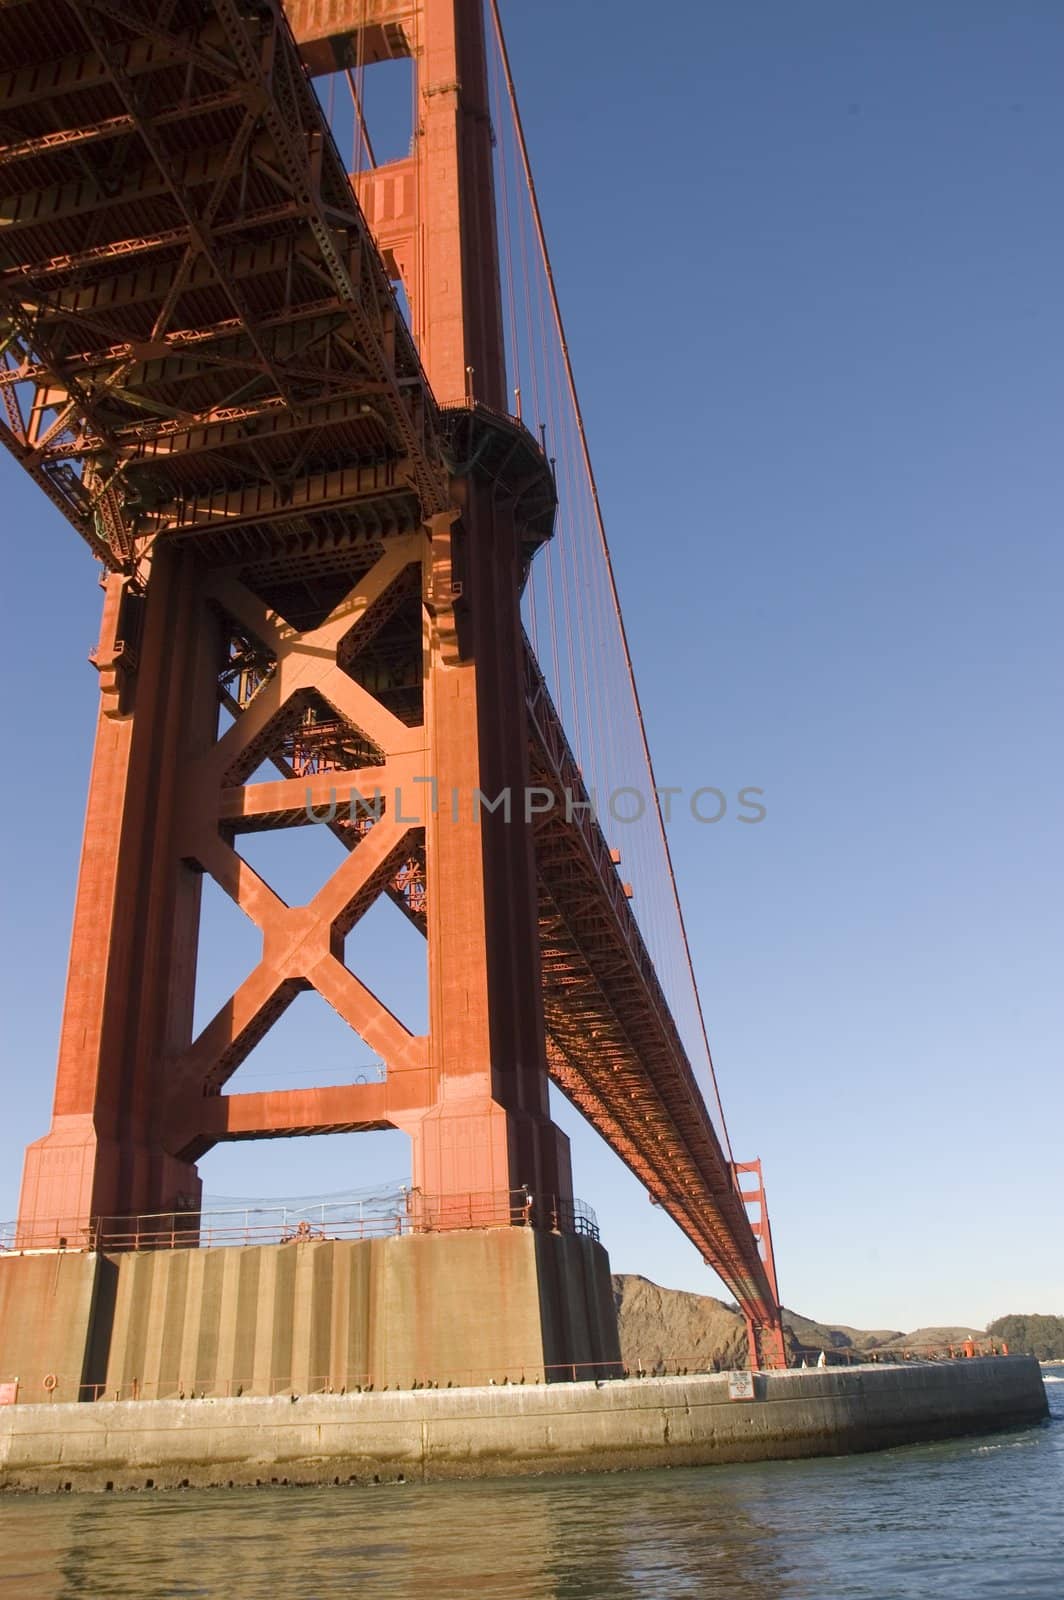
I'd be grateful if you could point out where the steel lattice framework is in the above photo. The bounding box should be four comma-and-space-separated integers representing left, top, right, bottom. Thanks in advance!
0, 0, 784, 1366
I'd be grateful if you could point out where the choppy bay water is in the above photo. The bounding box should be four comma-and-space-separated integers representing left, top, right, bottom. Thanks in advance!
0, 1374, 1060, 1599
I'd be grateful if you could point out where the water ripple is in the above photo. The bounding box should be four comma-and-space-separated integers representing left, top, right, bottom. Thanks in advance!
0, 1382, 1059, 1599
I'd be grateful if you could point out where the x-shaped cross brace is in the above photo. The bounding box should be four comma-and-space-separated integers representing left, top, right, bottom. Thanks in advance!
166, 535, 431, 1153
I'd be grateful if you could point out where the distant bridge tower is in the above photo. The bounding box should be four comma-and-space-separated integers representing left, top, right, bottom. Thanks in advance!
18, 0, 572, 1244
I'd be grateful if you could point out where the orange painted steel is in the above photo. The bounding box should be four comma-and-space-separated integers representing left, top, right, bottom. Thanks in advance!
0, 0, 785, 1362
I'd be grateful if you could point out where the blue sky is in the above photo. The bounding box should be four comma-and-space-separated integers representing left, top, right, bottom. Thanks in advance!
1, 0, 1061, 1333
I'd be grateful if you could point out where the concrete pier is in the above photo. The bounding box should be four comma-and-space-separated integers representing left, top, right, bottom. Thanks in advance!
0, 1231, 621, 1402
0, 1358, 1047, 1493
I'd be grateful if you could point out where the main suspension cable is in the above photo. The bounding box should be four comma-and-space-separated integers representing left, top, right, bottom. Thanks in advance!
486, 0, 735, 1163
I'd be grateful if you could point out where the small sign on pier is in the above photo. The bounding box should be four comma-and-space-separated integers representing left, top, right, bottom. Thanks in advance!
727, 1370, 756, 1401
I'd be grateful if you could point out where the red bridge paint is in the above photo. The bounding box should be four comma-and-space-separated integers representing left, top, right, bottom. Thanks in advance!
0, 0, 785, 1369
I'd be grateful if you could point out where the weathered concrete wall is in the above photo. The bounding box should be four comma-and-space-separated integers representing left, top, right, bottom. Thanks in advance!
11, 1230, 619, 1401
0, 1358, 1046, 1493
534, 1232, 619, 1375
0, 1231, 615, 1403
0, 1253, 105, 1402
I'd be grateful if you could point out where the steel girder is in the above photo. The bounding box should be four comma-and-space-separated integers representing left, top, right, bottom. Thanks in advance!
0, 0, 447, 573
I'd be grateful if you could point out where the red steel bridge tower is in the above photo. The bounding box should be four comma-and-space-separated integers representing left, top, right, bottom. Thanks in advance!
0, 0, 786, 1374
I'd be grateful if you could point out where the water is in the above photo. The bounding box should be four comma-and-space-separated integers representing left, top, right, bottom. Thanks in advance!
1, 1375, 1060, 1599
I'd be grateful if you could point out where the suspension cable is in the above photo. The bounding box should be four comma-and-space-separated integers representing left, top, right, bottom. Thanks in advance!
345, 68, 378, 172
486, 0, 735, 1163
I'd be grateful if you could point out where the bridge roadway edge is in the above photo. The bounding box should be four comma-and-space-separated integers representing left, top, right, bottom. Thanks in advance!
0, 1360, 1048, 1492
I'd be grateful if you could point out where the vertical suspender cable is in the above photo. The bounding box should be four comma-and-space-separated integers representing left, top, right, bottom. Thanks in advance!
345, 69, 378, 172
486, 0, 735, 1164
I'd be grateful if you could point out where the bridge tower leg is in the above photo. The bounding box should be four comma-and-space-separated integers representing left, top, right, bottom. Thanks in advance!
17, 0, 578, 1261
394, 0, 574, 1218
736, 1160, 788, 1369
18, 555, 217, 1240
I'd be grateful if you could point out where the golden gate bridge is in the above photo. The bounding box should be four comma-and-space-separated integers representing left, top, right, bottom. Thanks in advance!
0, 0, 785, 1370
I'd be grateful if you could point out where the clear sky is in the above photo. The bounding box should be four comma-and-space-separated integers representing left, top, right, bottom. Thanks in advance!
1, 0, 1061, 1334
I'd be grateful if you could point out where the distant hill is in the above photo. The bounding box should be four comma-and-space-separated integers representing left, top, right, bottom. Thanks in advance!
613, 1275, 749, 1369
987, 1315, 1064, 1361
612, 1275, 1011, 1368
877, 1326, 984, 1350
779, 1307, 904, 1352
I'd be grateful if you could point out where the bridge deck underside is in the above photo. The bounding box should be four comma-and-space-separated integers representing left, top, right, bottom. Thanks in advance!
0, 0, 443, 579
0, 0, 778, 1335
525, 652, 778, 1325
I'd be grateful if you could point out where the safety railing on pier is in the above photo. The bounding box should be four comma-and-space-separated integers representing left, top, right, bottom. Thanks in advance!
0, 1189, 599, 1255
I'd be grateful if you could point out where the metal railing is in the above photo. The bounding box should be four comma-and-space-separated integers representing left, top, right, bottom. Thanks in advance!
0, 1189, 599, 1255
4, 1362, 628, 1405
